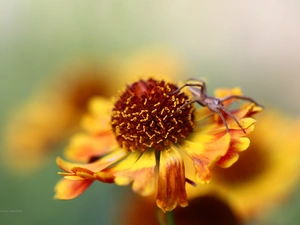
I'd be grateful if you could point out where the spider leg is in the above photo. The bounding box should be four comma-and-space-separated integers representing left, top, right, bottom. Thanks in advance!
186, 78, 207, 93
218, 105, 246, 134
168, 83, 204, 95
219, 95, 264, 108
173, 99, 198, 114
185, 178, 197, 187
209, 106, 229, 133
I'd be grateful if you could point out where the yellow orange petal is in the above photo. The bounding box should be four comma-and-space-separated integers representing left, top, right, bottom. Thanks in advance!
62, 176, 85, 181
108, 152, 142, 181
71, 167, 95, 179
57, 149, 126, 173
231, 103, 262, 120
180, 132, 231, 183
54, 178, 93, 200
113, 150, 156, 196
156, 147, 188, 212
64, 131, 117, 162
218, 129, 253, 168
217, 149, 240, 169
232, 137, 250, 151
227, 118, 256, 133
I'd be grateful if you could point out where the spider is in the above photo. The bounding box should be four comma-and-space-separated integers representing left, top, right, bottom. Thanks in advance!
169, 78, 263, 134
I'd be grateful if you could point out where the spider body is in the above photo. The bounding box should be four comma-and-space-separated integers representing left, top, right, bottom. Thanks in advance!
170, 78, 263, 134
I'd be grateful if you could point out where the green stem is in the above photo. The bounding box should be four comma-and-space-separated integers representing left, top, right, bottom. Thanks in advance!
166, 211, 175, 225
156, 208, 176, 225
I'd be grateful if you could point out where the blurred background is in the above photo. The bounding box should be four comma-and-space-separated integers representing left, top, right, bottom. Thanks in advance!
1, 1, 300, 225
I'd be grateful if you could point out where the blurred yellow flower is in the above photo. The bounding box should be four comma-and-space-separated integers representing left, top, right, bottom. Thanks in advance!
109, 46, 186, 92
186, 110, 300, 221
119, 47, 185, 81
2, 62, 115, 172
55, 77, 261, 212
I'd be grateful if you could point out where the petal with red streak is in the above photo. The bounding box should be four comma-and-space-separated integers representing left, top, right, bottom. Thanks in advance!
156, 147, 188, 212
180, 132, 231, 184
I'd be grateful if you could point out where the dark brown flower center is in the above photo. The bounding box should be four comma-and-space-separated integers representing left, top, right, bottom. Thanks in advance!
111, 78, 195, 152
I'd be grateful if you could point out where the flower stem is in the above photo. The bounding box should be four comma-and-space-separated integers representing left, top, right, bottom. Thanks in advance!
156, 207, 176, 225
166, 211, 175, 225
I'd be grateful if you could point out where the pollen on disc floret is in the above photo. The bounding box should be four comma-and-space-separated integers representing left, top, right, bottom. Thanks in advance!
111, 78, 195, 152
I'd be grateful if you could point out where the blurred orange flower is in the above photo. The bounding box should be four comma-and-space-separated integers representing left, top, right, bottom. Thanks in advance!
186, 110, 300, 222
55, 77, 262, 212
